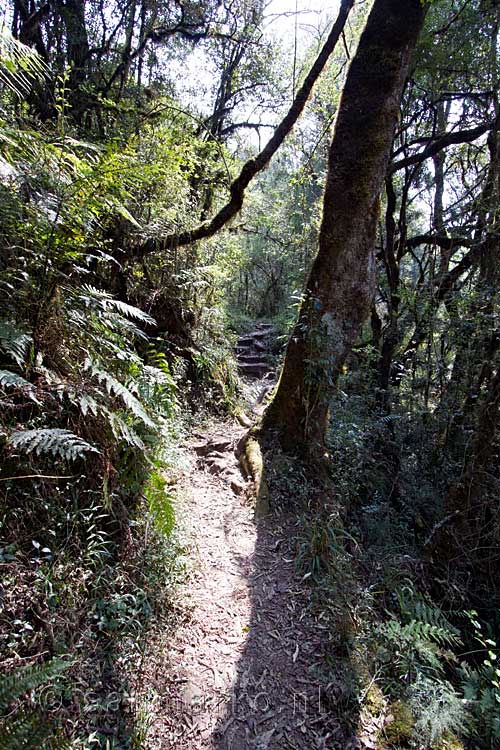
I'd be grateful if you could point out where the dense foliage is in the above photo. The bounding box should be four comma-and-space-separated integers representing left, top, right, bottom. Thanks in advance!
0, 0, 499, 748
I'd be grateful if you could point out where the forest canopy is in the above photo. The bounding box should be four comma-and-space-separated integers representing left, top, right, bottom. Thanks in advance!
0, 0, 499, 748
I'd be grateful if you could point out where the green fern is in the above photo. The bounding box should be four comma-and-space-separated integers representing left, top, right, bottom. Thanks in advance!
137, 365, 178, 417
398, 588, 461, 637
108, 411, 146, 450
380, 618, 460, 649
0, 660, 69, 750
8, 428, 98, 461
376, 614, 461, 681
84, 358, 156, 429
0, 321, 32, 367
144, 471, 175, 536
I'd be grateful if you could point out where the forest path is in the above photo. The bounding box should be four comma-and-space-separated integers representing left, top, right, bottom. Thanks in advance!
138, 326, 346, 749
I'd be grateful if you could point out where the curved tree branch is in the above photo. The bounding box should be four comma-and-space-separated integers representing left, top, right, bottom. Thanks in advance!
128, 0, 355, 259
389, 119, 497, 174
406, 233, 474, 250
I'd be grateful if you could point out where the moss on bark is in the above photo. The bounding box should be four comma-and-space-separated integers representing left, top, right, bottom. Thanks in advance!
263, 0, 427, 455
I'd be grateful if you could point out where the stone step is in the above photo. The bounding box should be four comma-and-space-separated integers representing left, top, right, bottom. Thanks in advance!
237, 336, 256, 347
238, 361, 271, 378
235, 343, 270, 359
237, 332, 273, 347
238, 353, 271, 364
247, 329, 273, 339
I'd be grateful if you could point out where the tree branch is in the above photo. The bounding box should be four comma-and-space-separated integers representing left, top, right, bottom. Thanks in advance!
128, 0, 355, 259
389, 120, 497, 174
406, 233, 474, 250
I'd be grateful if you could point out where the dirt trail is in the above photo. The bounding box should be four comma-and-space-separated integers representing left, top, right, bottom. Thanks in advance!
139, 327, 347, 749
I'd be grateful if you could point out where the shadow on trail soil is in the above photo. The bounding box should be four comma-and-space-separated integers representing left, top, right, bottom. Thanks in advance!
211, 497, 362, 750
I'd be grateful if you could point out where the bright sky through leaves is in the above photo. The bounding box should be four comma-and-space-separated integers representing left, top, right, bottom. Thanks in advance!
266, 0, 341, 40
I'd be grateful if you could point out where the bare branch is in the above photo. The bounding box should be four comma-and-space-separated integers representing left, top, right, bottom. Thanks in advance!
389, 120, 497, 174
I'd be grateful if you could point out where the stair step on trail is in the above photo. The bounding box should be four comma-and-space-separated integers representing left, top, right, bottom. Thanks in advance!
247, 329, 273, 339
237, 361, 271, 377
238, 353, 270, 364
235, 321, 276, 381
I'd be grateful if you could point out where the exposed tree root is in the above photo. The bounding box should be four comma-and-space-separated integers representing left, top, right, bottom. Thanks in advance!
238, 430, 270, 517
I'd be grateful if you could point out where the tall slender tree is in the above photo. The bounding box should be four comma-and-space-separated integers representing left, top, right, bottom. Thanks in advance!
263, 0, 428, 454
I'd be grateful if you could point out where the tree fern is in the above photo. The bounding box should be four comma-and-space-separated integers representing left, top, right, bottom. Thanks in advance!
8, 428, 98, 461
77, 285, 156, 326
0, 28, 48, 99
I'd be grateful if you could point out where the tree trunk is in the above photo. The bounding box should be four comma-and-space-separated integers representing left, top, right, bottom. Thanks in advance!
58, 0, 90, 110
263, 0, 426, 454
376, 176, 402, 411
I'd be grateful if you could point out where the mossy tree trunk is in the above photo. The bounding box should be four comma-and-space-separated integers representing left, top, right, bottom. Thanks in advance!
263, 0, 427, 455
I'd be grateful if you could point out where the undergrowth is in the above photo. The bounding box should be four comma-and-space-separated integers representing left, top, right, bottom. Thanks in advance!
0, 112, 219, 748
289, 373, 500, 750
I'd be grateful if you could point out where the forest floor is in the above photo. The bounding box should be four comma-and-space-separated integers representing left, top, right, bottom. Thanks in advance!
134, 328, 353, 750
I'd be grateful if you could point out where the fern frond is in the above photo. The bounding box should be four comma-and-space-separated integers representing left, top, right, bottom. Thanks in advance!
137, 365, 178, 415
144, 471, 175, 536
379, 619, 460, 649
108, 298, 155, 326
409, 621, 461, 648
78, 286, 156, 326
0, 660, 70, 750
108, 412, 146, 449
0, 28, 49, 99
0, 659, 69, 710
0, 321, 32, 367
0, 713, 53, 750
84, 358, 156, 429
0, 370, 32, 390
398, 589, 462, 644
78, 393, 100, 417
0, 370, 40, 404
9, 428, 98, 461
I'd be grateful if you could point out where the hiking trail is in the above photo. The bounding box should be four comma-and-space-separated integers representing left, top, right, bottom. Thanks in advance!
136, 323, 346, 749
